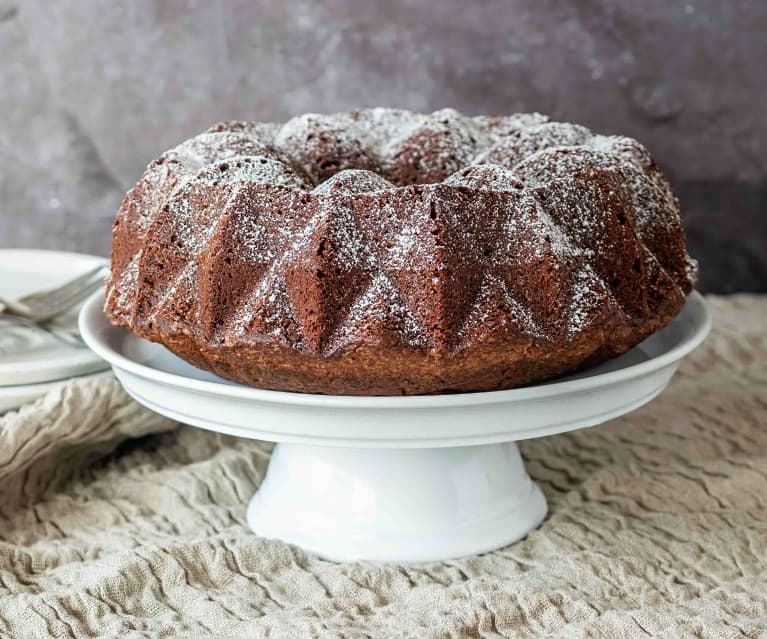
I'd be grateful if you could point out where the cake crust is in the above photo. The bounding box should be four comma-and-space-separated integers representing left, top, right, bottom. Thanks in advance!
106, 108, 697, 395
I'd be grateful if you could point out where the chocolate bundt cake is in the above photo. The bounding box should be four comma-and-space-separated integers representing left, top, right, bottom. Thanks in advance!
106, 108, 698, 395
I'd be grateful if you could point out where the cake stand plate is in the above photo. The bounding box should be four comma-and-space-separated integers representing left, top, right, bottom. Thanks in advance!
80, 292, 710, 562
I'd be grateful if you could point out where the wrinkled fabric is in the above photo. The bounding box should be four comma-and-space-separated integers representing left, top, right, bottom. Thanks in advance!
0, 295, 765, 639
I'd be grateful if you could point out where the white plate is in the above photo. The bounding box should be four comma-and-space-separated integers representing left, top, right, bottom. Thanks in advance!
80, 291, 711, 448
0, 370, 113, 414
0, 250, 110, 386
80, 290, 710, 562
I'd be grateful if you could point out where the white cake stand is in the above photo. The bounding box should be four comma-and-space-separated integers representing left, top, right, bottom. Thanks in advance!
80, 292, 710, 562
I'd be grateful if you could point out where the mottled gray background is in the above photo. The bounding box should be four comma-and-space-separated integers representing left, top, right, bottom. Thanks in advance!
1, 1, 765, 292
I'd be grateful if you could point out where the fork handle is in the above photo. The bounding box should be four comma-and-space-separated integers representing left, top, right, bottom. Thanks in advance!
0, 316, 85, 348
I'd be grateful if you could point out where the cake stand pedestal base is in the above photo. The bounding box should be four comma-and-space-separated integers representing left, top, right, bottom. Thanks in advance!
247, 441, 547, 562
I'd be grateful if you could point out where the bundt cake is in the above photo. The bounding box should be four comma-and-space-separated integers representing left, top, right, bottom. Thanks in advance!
106, 108, 698, 395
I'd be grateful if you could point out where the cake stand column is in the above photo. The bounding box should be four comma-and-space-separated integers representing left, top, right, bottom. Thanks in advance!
247, 441, 547, 562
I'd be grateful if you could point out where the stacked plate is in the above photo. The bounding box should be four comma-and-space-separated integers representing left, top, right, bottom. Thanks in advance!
0, 250, 111, 413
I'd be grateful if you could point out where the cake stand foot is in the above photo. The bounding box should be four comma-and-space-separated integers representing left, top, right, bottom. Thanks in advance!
247, 441, 547, 563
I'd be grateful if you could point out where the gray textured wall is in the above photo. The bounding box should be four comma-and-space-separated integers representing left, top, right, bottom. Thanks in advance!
1, 0, 765, 292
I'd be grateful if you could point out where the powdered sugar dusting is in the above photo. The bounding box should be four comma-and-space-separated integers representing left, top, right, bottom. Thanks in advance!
459, 273, 547, 342
175, 132, 277, 169
501, 193, 592, 263
111, 107, 695, 358
105, 250, 141, 320
386, 222, 421, 270
166, 194, 223, 255
566, 265, 609, 337
231, 213, 272, 264
313, 169, 394, 195
330, 272, 430, 350
196, 155, 310, 190
230, 270, 299, 341
444, 164, 524, 192
356, 108, 425, 152
146, 261, 199, 323
511, 143, 686, 289
475, 112, 550, 136
474, 121, 592, 168
382, 108, 488, 182
274, 112, 379, 183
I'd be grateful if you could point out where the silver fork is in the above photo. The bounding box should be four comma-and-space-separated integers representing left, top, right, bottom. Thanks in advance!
0, 314, 84, 348
0, 265, 107, 323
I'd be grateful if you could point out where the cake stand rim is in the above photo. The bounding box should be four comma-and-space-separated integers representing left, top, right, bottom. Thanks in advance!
113, 372, 672, 447
80, 291, 710, 409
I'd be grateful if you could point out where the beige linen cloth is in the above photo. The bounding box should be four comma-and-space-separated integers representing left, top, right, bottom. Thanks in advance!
0, 295, 765, 638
